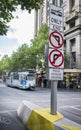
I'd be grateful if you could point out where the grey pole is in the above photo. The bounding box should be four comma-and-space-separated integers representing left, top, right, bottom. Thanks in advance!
51, 81, 57, 115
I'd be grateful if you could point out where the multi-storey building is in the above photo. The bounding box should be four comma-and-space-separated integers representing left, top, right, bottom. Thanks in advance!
64, 0, 81, 69
34, 0, 81, 70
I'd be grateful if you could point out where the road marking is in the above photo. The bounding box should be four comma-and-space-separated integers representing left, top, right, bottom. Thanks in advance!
61, 124, 81, 130
0, 116, 11, 125
8, 112, 26, 127
70, 106, 81, 111
59, 105, 80, 109
0, 110, 16, 113
58, 98, 81, 101
71, 98, 81, 100
0, 101, 20, 104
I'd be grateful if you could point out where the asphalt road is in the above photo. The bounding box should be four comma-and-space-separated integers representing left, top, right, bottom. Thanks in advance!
0, 82, 81, 130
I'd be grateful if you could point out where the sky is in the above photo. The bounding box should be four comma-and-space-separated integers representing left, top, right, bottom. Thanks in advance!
0, 7, 34, 60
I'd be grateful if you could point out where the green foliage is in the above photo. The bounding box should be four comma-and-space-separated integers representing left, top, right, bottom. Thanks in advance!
32, 23, 49, 54
0, 24, 49, 73
0, 0, 43, 35
64, 52, 70, 68
0, 23, 70, 74
17, 0, 43, 11
31, 23, 49, 69
0, 55, 11, 74
0, 0, 17, 35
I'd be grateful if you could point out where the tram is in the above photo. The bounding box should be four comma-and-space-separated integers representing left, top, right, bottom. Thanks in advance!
6, 69, 36, 90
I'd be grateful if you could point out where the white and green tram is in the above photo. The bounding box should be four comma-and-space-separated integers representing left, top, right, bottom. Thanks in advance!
6, 70, 36, 90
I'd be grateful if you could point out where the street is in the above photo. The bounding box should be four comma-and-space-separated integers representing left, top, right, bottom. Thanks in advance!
0, 82, 81, 130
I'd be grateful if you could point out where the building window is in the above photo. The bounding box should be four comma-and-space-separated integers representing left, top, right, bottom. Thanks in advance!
72, 52, 76, 62
70, 38, 76, 68
70, 38, 76, 52
63, 0, 66, 2
70, 0, 75, 12
64, 40, 66, 51
70, 20, 75, 28
60, 0, 63, 6
64, 26, 65, 30
53, 0, 58, 6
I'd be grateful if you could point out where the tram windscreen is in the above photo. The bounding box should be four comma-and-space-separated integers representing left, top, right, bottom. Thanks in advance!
27, 74, 35, 80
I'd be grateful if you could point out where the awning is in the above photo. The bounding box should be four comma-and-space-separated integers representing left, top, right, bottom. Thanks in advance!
64, 69, 81, 73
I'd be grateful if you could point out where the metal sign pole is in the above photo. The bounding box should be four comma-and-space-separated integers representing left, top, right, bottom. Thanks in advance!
51, 81, 57, 115
48, 4, 64, 115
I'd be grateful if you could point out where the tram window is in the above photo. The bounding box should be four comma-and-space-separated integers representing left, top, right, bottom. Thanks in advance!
27, 75, 34, 80
21, 75, 26, 80
13, 74, 19, 80
6, 76, 10, 79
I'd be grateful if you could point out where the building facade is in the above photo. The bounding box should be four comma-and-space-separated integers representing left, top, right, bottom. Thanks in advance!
64, 0, 81, 69
34, 0, 81, 69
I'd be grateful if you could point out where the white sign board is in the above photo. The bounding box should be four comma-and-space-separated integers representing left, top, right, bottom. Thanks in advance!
48, 4, 64, 81
50, 4, 63, 32
49, 68, 63, 80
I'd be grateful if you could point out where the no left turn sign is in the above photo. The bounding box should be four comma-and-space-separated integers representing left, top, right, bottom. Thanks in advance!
49, 31, 64, 49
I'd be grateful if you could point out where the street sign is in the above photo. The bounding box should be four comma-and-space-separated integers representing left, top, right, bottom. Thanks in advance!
48, 48, 64, 68
50, 4, 63, 33
49, 68, 63, 80
48, 4, 64, 116
49, 31, 64, 49
48, 4, 64, 80
50, 24, 63, 32
50, 14, 63, 26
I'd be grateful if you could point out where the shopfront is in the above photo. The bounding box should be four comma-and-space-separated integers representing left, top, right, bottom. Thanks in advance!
64, 69, 81, 89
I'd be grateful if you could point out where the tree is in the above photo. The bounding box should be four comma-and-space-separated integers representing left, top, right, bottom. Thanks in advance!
0, 55, 11, 74
31, 23, 49, 70
0, 0, 43, 35
64, 52, 70, 68
10, 44, 28, 71
9, 24, 49, 71
0, 23, 70, 73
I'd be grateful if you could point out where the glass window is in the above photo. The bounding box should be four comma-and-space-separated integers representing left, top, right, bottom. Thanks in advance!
53, 0, 58, 6
13, 74, 19, 80
63, 0, 66, 2
70, 0, 75, 12
70, 38, 76, 52
27, 75, 35, 81
72, 52, 76, 62
60, 0, 63, 6
70, 21, 75, 28
21, 75, 27, 80
71, 0, 75, 8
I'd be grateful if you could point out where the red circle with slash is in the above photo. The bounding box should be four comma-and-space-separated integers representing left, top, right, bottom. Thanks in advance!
49, 31, 64, 48
48, 49, 64, 68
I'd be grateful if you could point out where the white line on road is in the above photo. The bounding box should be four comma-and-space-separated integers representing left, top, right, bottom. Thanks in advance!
0, 110, 16, 113
58, 98, 81, 101
0, 101, 20, 104
70, 106, 81, 111
59, 105, 80, 109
